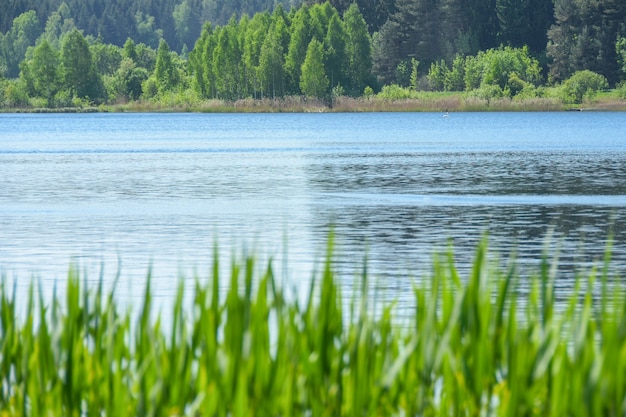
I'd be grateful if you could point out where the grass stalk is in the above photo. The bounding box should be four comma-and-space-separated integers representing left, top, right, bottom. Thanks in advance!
0, 237, 625, 416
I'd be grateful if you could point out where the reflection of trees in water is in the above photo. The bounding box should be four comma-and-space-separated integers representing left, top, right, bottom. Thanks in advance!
308, 151, 626, 196
314, 204, 619, 268
309, 202, 624, 318
305, 149, 626, 311
302, 136, 626, 320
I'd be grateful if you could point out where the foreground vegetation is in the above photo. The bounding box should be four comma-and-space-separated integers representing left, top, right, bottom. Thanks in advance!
1, 237, 625, 416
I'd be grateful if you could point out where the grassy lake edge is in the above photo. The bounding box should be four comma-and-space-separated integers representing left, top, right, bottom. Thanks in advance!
3, 91, 626, 113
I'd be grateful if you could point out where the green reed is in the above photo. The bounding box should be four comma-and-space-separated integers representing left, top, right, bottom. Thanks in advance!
1, 236, 625, 416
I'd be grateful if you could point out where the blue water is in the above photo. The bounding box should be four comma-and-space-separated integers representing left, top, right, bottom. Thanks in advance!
1, 112, 625, 308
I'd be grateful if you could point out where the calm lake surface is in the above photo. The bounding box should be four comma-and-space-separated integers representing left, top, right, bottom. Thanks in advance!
1, 112, 626, 308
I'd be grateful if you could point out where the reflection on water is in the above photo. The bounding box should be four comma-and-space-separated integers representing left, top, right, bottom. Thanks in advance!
306, 145, 626, 308
0, 112, 625, 312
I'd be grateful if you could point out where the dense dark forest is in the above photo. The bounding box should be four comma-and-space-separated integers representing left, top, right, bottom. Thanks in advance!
1, 0, 625, 108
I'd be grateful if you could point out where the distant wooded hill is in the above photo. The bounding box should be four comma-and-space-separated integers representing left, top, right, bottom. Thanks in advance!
1, 0, 626, 109
2, 0, 299, 52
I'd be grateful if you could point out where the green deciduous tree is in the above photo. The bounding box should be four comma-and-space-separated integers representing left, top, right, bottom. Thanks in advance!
155, 38, 178, 93
0, 11, 41, 78
300, 38, 329, 98
61, 29, 103, 100
123, 38, 138, 61
26, 39, 61, 106
90, 40, 123, 76
343, 3, 372, 95
109, 58, 149, 101
188, 23, 216, 98
212, 22, 242, 100
285, 5, 314, 94
323, 12, 348, 90
429, 46, 541, 94
560, 69, 608, 103
40, 2, 77, 49
258, 23, 286, 98
243, 12, 271, 98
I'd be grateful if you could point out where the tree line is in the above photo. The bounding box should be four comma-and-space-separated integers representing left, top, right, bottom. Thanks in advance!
1, 0, 626, 108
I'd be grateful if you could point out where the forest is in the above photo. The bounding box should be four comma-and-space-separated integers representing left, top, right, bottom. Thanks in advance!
1, 0, 626, 109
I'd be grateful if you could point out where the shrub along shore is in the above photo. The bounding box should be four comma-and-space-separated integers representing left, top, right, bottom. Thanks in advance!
1, 237, 625, 416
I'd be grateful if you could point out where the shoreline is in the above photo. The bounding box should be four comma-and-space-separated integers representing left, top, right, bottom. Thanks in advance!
2, 94, 626, 113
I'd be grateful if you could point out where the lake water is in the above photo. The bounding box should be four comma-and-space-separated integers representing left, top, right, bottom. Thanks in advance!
1, 112, 626, 309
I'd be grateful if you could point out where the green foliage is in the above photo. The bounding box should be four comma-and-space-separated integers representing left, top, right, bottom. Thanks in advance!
90, 41, 123, 76
185, 2, 372, 101
154, 39, 178, 94
547, 0, 626, 84
23, 39, 61, 107
446, 55, 466, 91
258, 25, 286, 99
141, 75, 159, 99
428, 60, 447, 91
300, 38, 329, 98
1, 0, 625, 109
323, 12, 348, 90
482, 47, 540, 87
172, 0, 200, 51
1, 237, 626, 415
39, 3, 77, 49
617, 37, 626, 77
106, 58, 149, 102
134, 12, 163, 49
560, 70, 609, 104
456, 46, 542, 96
0, 11, 42, 78
377, 84, 419, 99
343, 3, 372, 96
496, 0, 553, 53
429, 47, 542, 96
61, 29, 103, 101
465, 84, 504, 101
212, 22, 243, 101
2, 79, 30, 107
285, 5, 314, 95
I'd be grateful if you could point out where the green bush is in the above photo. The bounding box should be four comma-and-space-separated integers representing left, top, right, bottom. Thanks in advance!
512, 83, 541, 101
560, 70, 609, 104
428, 60, 447, 91
377, 83, 418, 99
465, 84, 504, 101
141, 75, 159, 99
462, 46, 542, 94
